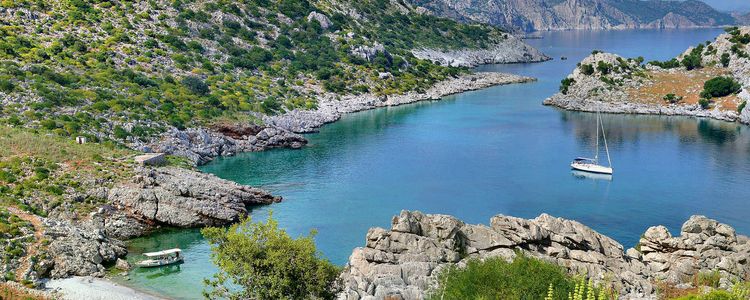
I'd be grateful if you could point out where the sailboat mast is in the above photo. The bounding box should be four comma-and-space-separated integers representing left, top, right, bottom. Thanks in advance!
601, 114, 612, 168
595, 109, 599, 163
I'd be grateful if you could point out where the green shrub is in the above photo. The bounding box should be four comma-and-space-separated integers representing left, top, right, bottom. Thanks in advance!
201, 212, 340, 300
596, 61, 612, 75
702, 77, 742, 99
682, 54, 702, 70
720, 53, 731, 67
580, 64, 595, 76
663, 94, 683, 104
650, 59, 681, 69
560, 78, 575, 95
738, 101, 746, 114
181, 76, 209, 95
427, 255, 580, 300
699, 98, 711, 109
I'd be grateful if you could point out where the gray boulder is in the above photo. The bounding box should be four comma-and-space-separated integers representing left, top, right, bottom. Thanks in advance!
108, 167, 281, 230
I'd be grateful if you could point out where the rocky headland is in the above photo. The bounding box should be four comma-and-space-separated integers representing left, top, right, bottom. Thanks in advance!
545, 27, 750, 125
338, 210, 750, 300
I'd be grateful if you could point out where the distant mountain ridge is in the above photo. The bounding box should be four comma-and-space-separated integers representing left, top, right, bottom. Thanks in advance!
407, 0, 737, 32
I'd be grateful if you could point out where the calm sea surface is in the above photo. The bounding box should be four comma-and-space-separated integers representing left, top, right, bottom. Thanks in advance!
118, 28, 750, 299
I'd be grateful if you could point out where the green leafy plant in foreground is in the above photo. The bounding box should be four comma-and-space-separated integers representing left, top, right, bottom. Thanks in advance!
201, 212, 340, 300
427, 254, 612, 300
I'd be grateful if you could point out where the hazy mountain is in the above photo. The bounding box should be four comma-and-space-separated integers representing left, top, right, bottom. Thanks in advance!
407, 0, 737, 32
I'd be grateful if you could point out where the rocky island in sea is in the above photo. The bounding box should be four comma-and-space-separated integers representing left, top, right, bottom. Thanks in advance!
545, 26, 750, 124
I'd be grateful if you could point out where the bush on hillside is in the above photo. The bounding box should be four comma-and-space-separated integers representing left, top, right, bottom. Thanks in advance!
663, 93, 683, 104
699, 98, 711, 109
560, 78, 575, 95
720, 53, 731, 67
580, 64, 595, 76
181, 76, 209, 96
649, 58, 681, 69
596, 61, 612, 75
701, 77, 742, 99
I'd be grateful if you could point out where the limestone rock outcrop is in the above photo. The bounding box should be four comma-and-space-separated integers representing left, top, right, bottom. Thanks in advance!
412, 35, 550, 67
338, 211, 750, 300
142, 126, 307, 166
108, 167, 280, 234
42, 219, 127, 279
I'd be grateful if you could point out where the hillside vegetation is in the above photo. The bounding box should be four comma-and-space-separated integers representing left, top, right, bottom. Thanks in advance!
0, 0, 509, 144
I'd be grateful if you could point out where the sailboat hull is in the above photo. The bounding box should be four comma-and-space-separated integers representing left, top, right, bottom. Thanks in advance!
571, 162, 613, 175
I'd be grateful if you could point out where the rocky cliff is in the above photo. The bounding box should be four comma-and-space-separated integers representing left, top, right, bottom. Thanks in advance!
338, 211, 750, 300
411, 34, 550, 67
408, 0, 736, 32
545, 27, 750, 124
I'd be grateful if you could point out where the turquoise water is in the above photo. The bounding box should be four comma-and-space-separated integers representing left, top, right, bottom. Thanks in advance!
119, 28, 750, 299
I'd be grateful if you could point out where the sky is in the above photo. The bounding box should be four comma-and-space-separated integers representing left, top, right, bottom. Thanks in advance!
699, 0, 750, 12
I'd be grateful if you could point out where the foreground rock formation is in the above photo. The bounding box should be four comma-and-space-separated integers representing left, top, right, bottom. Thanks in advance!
338, 211, 750, 300
545, 27, 750, 125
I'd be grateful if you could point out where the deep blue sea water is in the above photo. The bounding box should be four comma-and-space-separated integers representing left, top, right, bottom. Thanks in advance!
118, 28, 750, 299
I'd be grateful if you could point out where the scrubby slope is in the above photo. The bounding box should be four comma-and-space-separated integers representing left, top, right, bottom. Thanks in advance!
545, 26, 750, 124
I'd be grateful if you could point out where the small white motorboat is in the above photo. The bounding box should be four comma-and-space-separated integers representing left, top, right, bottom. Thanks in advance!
571, 106, 613, 175
137, 248, 183, 268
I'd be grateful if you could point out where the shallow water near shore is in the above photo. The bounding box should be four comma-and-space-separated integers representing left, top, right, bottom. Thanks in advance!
117, 28, 750, 299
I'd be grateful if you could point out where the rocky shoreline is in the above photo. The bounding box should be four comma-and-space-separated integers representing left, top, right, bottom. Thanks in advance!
144, 72, 537, 166
11, 166, 280, 284
544, 94, 743, 123
338, 211, 750, 300
411, 35, 551, 67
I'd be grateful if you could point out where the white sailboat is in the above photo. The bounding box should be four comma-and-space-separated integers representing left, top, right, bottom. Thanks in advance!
571, 108, 613, 175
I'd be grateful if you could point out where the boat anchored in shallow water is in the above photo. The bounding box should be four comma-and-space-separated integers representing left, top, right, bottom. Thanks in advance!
571, 107, 613, 175
137, 248, 183, 268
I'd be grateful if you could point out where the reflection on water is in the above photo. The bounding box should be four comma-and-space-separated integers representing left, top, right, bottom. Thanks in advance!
136, 264, 184, 280
571, 170, 613, 181
561, 111, 750, 171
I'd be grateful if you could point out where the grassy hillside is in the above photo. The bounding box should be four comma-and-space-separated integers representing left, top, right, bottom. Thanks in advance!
0, 0, 508, 143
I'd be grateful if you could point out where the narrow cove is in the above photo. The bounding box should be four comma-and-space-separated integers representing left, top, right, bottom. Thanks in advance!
115, 28, 750, 299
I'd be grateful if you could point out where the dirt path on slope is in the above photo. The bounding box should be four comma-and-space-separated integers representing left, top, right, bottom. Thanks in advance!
7, 207, 45, 281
